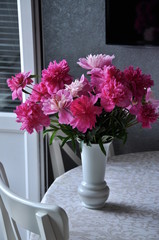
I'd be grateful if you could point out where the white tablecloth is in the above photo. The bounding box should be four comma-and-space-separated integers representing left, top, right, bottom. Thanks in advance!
30, 151, 159, 240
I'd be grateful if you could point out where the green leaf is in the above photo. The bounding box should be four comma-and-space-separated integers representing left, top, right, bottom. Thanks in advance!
49, 124, 59, 130
50, 119, 59, 124
71, 136, 76, 153
43, 129, 55, 138
30, 74, 39, 78
43, 128, 55, 134
79, 140, 83, 153
49, 130, 58, 145
56, 135, 65, 141
61, 136, 71, 147
98, 139, 106, 156
101, 135, 113, 143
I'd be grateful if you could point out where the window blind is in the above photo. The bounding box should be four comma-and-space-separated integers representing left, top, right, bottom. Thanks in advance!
0, 0, 21, 112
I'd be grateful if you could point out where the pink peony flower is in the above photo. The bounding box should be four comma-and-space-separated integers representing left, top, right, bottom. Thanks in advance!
7, 71, 33, 100
41, 59, 73, 94
124, 66, 154, 101
101, 78, 132, 112
136, 103, 159, 128
14, 101, 50, 134
6, 54, 159, 148
90, 68, 106, 93
90, 65, 126, 94
70, 95, 102, 133
42, 89, 73, 124
77, 54, 115, 70
29, 82, 51, 102
65, 74, 92, 97
146, 88, 159, 110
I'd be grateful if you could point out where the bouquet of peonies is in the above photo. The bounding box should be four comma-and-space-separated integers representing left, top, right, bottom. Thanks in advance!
7, 54, 159, 154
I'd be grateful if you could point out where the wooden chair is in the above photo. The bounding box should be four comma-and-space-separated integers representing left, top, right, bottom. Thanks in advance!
0, 162, 69, 240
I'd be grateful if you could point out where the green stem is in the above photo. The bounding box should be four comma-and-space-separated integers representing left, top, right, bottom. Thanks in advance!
127, 120, 138, 128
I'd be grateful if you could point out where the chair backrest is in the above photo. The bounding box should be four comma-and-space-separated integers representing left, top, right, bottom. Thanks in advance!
0, 162, 9, 188
0, 162, 18, 240
48, 131, 81, 179
0, 162, 69, 240
48, 133, 115, 179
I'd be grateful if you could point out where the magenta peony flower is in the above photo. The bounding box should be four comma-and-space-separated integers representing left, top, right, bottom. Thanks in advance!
77, 54, 115, 70
6, 54, 159, 152
42, 89, 73, 124
90, 65, 125, 93
29, 82, 50, 102
65, 74, 92, 97
14, 101, 50, 134
128, 102, 142, 115
124, 66, 154, 101
101, 78, 132, 112
70, 95, 102, 133
42, 59, 73, 94
7, 71, 33, 100
136, 103, 159, 128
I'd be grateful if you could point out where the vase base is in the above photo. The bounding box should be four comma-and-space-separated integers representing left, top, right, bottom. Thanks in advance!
81, 202, 106, 210
78, 181, 110, 209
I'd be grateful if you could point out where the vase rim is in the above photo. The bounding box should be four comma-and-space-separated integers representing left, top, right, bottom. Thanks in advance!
82, 142, 112, 147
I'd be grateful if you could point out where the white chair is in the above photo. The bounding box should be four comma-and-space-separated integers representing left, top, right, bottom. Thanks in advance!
0, 162, 69, 240
48, 131, 114, 179
0, 162, 9, 188
48, 132, 81, 179
0, 162, 18, 240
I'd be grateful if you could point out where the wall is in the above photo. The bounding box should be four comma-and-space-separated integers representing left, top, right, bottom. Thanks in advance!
41, 0, 159, 155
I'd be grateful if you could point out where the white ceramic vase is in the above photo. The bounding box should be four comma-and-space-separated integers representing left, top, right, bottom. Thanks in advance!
78, 142, 110, 209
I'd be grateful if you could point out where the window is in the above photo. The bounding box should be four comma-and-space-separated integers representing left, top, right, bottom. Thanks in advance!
0, 0, 20, 112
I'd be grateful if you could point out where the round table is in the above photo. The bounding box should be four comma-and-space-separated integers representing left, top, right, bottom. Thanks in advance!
30, 151, 159, 240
